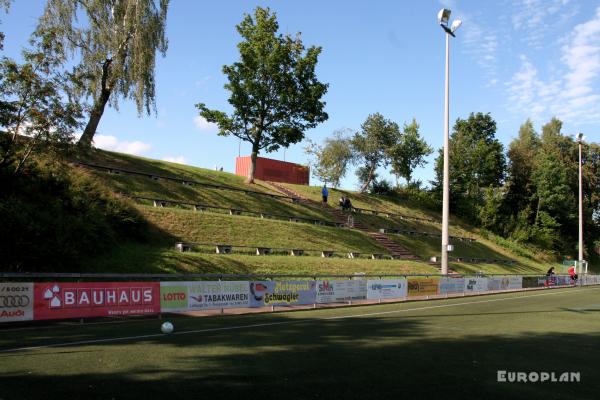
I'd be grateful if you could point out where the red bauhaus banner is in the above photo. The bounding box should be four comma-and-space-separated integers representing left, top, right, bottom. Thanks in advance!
34, 282, 160, 320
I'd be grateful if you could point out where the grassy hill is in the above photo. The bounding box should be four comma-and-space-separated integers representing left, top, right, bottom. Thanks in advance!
71, 149, 563, 276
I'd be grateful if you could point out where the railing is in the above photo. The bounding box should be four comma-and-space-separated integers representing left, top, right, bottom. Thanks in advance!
173, 242, 389, 260
350, 206, 438, 224
131, 195, 343, 228
379, 228, 475, 242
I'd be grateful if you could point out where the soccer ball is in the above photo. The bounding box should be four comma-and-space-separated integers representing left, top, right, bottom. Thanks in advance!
161, 321, 174, 334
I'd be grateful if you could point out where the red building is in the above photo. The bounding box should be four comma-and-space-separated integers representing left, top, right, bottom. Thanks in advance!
235, 156, 309, 185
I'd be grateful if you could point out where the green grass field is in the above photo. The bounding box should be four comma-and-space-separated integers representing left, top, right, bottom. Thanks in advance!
1, 286, 599, 399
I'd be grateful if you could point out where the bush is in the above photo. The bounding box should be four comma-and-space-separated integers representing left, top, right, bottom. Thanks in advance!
0, 159, 148, 271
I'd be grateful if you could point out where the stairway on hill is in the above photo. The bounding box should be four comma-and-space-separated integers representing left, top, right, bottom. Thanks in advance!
268, 182, 421, 261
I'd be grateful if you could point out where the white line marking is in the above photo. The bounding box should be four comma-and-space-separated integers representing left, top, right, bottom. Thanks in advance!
0, 287, 595, 354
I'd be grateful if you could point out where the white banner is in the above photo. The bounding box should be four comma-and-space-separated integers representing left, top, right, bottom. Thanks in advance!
0, 282, 33, 322
367, 279, 407, 300
316, 280, 367, 303
160, 281, 249, 312
464, 277, 488, 293
487, 276, 522, 291
439, 277, 465, 294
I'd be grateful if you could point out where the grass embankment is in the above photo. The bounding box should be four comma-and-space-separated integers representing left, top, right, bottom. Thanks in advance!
86, 243, 437, 275
79, 150, 333, 221
74, 149, 560, 275
139, 206, 386, 254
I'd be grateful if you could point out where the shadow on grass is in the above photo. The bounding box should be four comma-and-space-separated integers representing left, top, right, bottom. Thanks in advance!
0, 312, 598, 400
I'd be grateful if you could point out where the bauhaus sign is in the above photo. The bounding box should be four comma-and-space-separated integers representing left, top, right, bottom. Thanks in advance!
0, 282, 34, 322
34, 282, 160, 320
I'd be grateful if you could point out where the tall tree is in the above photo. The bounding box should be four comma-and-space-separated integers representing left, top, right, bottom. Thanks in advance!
35, 0, 169, 148
387, 118, 432, 186
0, 0, 11, 50
504, 119, 541, 231
304, 129, 354, 188
434, 112, 505, 194
0, 39, 82, 175
197, 7, 328, 184
352, 113, 398, 192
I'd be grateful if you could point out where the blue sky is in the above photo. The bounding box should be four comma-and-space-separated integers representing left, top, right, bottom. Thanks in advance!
2, 0, 599, 189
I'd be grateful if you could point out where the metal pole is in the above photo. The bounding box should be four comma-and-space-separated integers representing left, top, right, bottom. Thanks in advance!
578, 140, 583, 273
441, 32, 450, 276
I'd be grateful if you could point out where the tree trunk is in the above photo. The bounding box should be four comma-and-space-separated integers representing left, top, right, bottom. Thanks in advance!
246, 142, 260, 184
78, 59, 113, 148
359, 164, 375, 193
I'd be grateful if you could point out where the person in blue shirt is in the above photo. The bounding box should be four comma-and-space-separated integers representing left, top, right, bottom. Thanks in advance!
321, 185, 329, 206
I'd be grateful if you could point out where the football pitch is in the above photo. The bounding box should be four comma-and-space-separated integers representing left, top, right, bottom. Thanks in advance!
1, 286, 599, 400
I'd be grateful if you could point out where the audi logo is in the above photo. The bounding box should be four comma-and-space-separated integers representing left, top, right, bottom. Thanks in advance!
0, 295, 31, 308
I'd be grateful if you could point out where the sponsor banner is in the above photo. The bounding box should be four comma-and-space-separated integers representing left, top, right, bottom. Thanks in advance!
407, 278, 439, 297
160, 281, 249, 312
34, 282, 160, 320
543, 275, 572, 287
522, 276, 546, 288
439, 277, 465, 294
366, 279, 408, 300
0, 282, 34, 322
316, 280, 367, 304
487, 276, 523, 291
160, 282, 189, 312
464, 277, 488, 293
249, 281, 316, 307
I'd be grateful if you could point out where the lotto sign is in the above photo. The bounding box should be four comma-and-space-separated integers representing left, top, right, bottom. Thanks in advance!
160, 283, 189, 312
34, 282, 160, 320
316, 280, 367, 304
249, 281, 316, 307
464, 277, 488, 293
407, 278, 439, 297
0, 282, 33, 322
439, 277, 465, 294
366, 279, 407, 300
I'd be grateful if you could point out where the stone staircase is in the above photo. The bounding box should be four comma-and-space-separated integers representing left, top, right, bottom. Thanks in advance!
268, 182, 420, 261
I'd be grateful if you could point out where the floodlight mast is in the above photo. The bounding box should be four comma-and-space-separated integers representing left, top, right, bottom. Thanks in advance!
576, 133, 585, 274
438, 9, 461, 275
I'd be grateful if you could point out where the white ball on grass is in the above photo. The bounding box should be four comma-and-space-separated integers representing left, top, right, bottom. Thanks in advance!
161, 321, 174, 334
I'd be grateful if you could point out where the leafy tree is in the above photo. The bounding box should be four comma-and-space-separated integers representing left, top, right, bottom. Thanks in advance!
387, 118, 432, 186
35, 0, 169, 148
304, 129, 354, 187
504, 119, 541, 235
0, 0, 11, 50
197, 7, 328, 184
433, 112, 505, 220
352, 113, 398, 192
0, 37, 82, 175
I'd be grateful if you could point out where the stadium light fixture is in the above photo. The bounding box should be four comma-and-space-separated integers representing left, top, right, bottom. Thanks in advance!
438, 8, 462, 275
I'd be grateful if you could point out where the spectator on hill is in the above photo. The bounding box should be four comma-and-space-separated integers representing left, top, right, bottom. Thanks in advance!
344, 197, 352, 212
321, 185, 329, 207
339, 196, 346, 210
546, 267, 555, 276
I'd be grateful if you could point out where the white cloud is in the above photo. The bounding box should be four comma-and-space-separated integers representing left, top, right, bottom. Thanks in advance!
511, 0, 578, 48
163, 155, 188, 164
193, 115, 218, 132
93, 134, 152, 155
506, 7, 600, 124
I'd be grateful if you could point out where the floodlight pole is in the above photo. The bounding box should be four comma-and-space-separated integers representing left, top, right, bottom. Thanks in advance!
441, 27, 452, 275
578, 135, 584, 273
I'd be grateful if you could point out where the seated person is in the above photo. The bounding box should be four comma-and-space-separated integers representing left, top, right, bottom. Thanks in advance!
344, 197, 352, 212
339, 196, 346, 210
